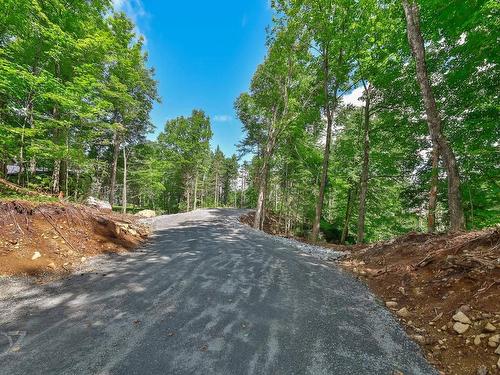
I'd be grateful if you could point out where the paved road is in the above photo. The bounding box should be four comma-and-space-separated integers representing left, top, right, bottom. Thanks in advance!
0, 209, 435, 374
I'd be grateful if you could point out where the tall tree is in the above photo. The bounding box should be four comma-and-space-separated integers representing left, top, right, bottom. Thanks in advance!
402, 0, 465, 231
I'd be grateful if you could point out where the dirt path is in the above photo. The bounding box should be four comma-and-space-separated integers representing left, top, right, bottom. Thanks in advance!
0, 209, 436, 374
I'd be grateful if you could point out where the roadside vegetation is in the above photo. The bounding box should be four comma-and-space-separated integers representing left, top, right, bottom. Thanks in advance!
236, 0, 498, 243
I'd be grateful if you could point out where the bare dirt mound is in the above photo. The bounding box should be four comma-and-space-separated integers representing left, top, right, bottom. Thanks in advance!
0, 200, 149, 277
341, 228, 500, 375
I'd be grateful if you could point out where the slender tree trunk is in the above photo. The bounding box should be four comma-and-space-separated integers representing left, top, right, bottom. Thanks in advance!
214, 172, 218, 207
51, 62, 62, 194
402, 0, 465, 231
341, 185, 357, 244
193, 171, 198, 210
122, 146, 127, 214
52, 160, 60, 193
312, 50, 338, 242
59, 159, 67, 196
74, 171, 80, 200
254, 126, 277, 230
18, 123, 25, 186
254, 161, 271, 230
201, 172, 206, 207
357, 82, 371, 244
109, 131, 121, 205
58, 129, 69, 196
186, 177, 191, 212
427, 144, 439, 232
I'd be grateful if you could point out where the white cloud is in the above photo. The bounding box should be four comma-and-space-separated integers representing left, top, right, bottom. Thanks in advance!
214, 115, 233, 122
342, 86, 364, 107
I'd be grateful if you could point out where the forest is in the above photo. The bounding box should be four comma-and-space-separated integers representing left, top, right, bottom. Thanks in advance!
0, 0, 498, 244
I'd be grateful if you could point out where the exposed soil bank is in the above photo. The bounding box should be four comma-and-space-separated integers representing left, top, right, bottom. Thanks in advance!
0, 200, 149, 277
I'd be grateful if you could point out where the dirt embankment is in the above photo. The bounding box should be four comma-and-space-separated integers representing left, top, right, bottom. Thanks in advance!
0, 201, 149, 277
341, 229, 500, 375
240, 211, 500, 375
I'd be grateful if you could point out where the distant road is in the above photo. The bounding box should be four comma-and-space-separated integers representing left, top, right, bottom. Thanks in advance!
0, 209, 435, 374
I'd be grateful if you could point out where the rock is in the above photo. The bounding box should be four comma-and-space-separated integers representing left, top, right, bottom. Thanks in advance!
497, 357, 500, 369
397, 307, 410, 318
453, 311, 472, 324
411, 335, 425, 344
386, 301, 398, 308
47, 262, 56, 270
489, 334, 500, 344
484, 322, 496, 332
458, 304, 471, 313
453, 322, 470, 334
488, 340, 497, 348
135, 209, 156, 218
85, 197, 112, 211
495, 345, 500, 355
31, 251, 41, 260
81, 257, 87, 262
474, 334, 487, 345
476, 365, 488, 375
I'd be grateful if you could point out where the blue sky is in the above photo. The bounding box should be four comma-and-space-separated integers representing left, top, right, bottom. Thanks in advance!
112, 0, 273, 157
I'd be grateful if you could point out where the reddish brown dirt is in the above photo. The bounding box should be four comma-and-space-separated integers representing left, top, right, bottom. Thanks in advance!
240, 212, 500, 375
0, 200, 149, 277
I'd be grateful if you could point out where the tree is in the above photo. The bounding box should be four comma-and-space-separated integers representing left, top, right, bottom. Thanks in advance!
402, 0, 465, 231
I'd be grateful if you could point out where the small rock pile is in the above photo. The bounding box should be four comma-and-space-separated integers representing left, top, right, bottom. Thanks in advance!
449, 308, 500, 371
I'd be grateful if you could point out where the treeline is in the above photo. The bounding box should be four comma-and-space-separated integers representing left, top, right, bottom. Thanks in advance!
132, 110, 240, 213
236, 0, 498, 243
0, 0, 157, 202
0, 1, 242, 214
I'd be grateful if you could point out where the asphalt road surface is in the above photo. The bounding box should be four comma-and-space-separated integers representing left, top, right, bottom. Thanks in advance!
0, 209, 436, 375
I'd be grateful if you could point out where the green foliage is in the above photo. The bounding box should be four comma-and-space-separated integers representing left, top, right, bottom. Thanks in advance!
237, 0, 499, 242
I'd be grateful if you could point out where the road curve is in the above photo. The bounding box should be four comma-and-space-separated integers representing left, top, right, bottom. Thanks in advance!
0, 209, 436, 375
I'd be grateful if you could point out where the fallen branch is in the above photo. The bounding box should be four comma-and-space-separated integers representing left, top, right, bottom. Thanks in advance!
35, 207, 77, 253
0, 177, 54, 198
8, 209, 24, 235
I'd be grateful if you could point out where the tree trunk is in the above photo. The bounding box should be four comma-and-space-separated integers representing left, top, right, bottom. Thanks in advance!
186, 177, 191, 212
357, 82, 371, 244
58, 130, 69, 196
254, 160, 270, 230
341, 185, 357, 245
122, 146, 127, 214
193, 171, 198, 210
402, 0, 465, 231
51, 62, 62, 194
51, 160, 60, 194
312, 50, 338, 242
59, 159, 67, 196
109, 131, 121, 205
253, 125, 277, 230
214, 172, 218, 207
427, 144, 439, 232
18, 123, 25, 186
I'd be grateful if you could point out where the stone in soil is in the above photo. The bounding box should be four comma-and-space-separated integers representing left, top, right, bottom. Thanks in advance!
31, 251, 41, 260
489, 334, 500, 344
484, 322, 496, 332
453, 322, 470, 334
397, 307, 410, 318
386, 301, 398, 308
452, 311, 472, 324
